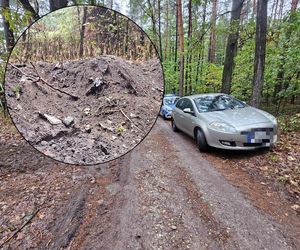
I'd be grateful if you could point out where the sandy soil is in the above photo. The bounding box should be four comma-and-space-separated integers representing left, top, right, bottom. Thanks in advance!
5, 55, 163, 165
0, 117, 299, 249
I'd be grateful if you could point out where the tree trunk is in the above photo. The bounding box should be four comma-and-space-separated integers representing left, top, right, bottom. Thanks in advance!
195, 0, 208, 85
291, 0, 299, 11
221, 0, 244, 94
1, 0, 15, 53
279, 0, 284, 19
252, 0, 256, 19
49, 0, 68, 11
79, 7, 88, 57
18, 0, 39, 20
185, 0, 192, 95
163, 1, 169, 61
208, 0, 217, 63
251, 0, 268, 108
177, 0, 184, 97
158, 0, 163, 61
174, 2, 178, 72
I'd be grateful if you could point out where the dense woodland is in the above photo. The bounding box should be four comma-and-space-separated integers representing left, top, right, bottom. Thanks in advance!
10, 6, 156, 63
1, 0, 300, 120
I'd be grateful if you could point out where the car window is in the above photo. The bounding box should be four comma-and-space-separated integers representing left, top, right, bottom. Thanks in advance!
176, 98, 194, 111
175, 99, 185, 110
181, 99, 194, 111
193, 95, 246, 113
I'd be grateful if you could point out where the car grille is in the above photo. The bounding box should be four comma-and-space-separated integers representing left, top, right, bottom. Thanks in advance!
241, 127, 274, 135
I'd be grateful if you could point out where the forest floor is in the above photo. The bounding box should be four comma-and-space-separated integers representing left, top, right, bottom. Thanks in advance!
5, 56, 163, 165
0, 115, 299, 249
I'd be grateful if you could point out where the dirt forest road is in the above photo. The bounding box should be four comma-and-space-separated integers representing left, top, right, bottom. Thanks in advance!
1, 118, 300, 249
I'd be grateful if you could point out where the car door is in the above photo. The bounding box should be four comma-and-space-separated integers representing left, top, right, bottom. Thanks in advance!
172, 98, 185, 129
180, 98, 197, 137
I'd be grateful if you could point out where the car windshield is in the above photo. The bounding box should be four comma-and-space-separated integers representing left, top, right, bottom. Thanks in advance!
193, 95, 246, 113
164, 97, 179, 105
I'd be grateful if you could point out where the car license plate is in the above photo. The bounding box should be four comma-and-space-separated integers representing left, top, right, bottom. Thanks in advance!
244, 130, 272, 143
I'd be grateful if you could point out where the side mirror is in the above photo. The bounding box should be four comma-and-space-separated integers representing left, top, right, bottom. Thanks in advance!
183, 108, 194, 114
242, 101, 247, 104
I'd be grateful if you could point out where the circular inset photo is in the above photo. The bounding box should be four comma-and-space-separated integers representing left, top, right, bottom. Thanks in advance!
5, 6, 163, 165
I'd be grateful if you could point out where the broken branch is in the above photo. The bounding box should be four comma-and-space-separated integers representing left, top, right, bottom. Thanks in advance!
8, 63, 36, 79
0, 208, 40, 248
119, 109, 143, 132
30, 62, 80, 101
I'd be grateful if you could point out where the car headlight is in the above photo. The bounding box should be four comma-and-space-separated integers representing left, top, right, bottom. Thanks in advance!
210, 121, 237, 133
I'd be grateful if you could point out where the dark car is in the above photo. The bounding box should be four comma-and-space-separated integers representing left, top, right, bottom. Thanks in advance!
160, 94, 180, 119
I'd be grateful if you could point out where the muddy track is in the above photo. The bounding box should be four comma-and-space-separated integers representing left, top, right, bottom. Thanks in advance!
1, 118, 300, 249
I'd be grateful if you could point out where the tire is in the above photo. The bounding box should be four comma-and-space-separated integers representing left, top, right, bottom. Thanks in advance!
163, 114, 167, 120
171, 118, 179, 132
196, 129, 208, 152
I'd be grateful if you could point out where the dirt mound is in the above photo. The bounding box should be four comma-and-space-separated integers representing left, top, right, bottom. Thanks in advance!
5, 55, 163, 165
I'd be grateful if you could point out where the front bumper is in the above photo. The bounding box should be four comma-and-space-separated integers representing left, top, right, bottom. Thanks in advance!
206, 124, 278, 150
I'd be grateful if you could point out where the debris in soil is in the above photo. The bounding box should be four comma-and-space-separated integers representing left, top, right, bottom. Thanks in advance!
39, 113, 62, 125
62, 116, 74, 127
5, 55, 163, 164
85, 77, 105, 96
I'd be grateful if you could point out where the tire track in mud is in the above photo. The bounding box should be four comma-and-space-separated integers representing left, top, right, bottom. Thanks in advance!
2, 118, 299, 249
104, 120, 236, 249
62, 118, 298, 249
58, 156, 132, 249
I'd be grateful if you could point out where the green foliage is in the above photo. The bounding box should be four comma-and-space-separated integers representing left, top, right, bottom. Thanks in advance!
278, 113, 300, 133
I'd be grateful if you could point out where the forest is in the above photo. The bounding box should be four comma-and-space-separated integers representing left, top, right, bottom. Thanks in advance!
10, 6, 156, 63
0, 0, 300, 123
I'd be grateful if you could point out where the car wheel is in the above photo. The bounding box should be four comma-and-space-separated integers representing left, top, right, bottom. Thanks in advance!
196, 129, 208, 152
171, 118, 179, 132
163, 114, 167, 120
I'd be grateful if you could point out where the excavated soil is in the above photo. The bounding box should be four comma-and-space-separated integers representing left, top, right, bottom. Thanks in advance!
5, 55, 163, 165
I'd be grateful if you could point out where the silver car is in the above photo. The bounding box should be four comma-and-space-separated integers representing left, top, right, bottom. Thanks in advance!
171, 94, 278, 151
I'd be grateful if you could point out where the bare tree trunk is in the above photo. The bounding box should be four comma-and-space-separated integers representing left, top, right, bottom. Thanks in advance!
251, 0, 268, 107
274, 0, 279, 20
195, 0, 208, 85
49, 0, 68, 11
221, 0, 244, 94
291, 0, 299, 11
278, 0, 284, 19
18, 0, 39, 20
185, 0, 192, 95
271, 0, 276, 20
208, 0, 217, 63
252, 0, 256, 19
163, 1, 169, 61
174, 2, 178, 72
1, 0, 15, 53
177, 0, 184, 97
79, 7, 87, 57
158, 0, 163, 61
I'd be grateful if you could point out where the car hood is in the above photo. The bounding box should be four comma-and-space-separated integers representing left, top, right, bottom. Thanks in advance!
202, 107, 273, 127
